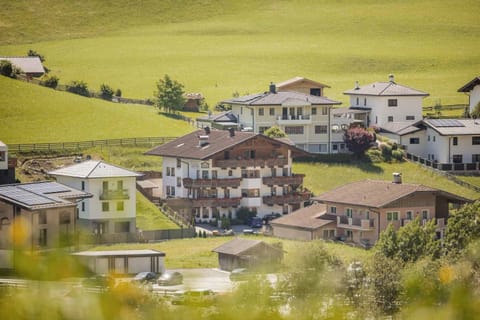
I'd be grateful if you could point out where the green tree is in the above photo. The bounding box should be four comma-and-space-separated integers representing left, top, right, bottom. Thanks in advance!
41, 74, 59, 89
99, 83, 114, 100
67, 80, 90, 97
154, 74, 186, 113
444, 201, 480, 257
264, 126, 286, 138
0, 60, 13, 77
27, 49, 45, 62
375, 223, 398, 258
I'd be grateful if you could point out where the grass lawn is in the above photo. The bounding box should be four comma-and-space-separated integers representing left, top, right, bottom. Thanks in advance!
0, 76, 194, 144
136, 191, 179, 231
91, 236, 372, 269
456, 175, 480, 188
1, 0, 478, 109
293, 160, 480, 200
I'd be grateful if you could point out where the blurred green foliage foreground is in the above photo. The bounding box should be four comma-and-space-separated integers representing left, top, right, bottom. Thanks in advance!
1, 202, 479, 320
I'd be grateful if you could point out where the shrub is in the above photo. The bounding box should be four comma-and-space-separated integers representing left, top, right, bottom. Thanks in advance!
381, 144, 392, 161
67, 80, 90, 97
392, 149, 404, 161
115, 88, 122, 97
100, 83, 114, 100
367, 149, 383, 163
41, 74, 59, 89
0, 60, 13, 77
27, 49, 45, 62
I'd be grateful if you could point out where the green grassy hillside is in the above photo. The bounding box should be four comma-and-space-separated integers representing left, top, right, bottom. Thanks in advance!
1, 0, 479, 107
0, 76, 193, 143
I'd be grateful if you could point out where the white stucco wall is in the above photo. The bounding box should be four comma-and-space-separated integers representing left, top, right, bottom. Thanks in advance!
469, 85, 480, 113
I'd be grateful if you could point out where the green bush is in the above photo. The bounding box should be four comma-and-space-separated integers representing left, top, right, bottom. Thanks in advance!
367, 149, 383, 163
381, 144, 392, 161
41, 74, 59, 89
100, 83, 114, 100
115, 88, 122, 97
235, 207, 256, 224
67, 80, 90, 97
0, 60, 13, 77
392, 149, 404, 161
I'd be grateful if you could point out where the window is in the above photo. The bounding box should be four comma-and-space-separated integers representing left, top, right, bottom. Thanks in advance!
365, 211, 370, 219
271, 186, 276, 196
269, 108, 275, 116
472, 137, 480, 145
387, 211, 399, 221
202, 170, 209, 179
285, 126, 304, 135
346, 230, 353, 238
315, 125, 328, 134
346, 208, 353, 218
332, 144, 338, 151
81, 181, 85, 191
177, 158, 181, 168
0, 151, 5, 161
356, 97, 359, 105
388, 116, 394, 122
388, 99, 398, 107
171, 167, 175, 176
241, 189, 260, 197
177, 177, 182, 187
330, 206, 336, 214
422, 210, 429, 219
452, 137, 458, 146
241, 169, 260, 178
81, 201, 85, 212
406, 115, 415, 120
452, 154, 463, 163
102, 181, 108, 190
310, 88, 321, 96
428, 135, 430, 142
258, 108, 264, 116
59, 212, 71, 224
39, 229, 47, 247
409, 137, 419, 144
228, 170, 233, 176
116, 201, 124, 211
433, 136, 436, 142
311, 107, 317, 115
102, 202, 109, 212
117, 180, 123, 190
364, 98, 367, 106
114, 222, 130, 233
39, 211, 47, 224
472, 154, 480, 162
321, 107, 328, 115
212, 170, 217, 179
166, 167, 171, 176
406, 211, 413, 220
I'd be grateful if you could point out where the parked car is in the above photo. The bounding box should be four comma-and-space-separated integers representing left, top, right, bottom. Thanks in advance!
82, 274, 114, 290
132, 272, 158, 283
249, 216, 263, 228
158, 271, 183, 286
229, 268, 253, 281
171, 289, 217, 306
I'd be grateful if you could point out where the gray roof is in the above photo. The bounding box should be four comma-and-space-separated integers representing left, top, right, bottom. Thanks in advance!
458, 76, 480, 92
49, 160, 142, 179
380, 121, 423, 135
313, 179, 470, 208
270, 203, 336, 230
72, 249, 165, 257
145, 129, 308, 160
332, 108, 370, 116
344, 81, 429, 97
276, 76, 330, 89
0, 181, 92, 210
423, 119, 480, 136
212, 238, 281, 255
0, 56, 45, 74
222, 91, 341, 106
197, 111, 238, 123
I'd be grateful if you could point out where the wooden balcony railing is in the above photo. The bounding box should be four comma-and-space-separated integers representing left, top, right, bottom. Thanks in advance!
262, 174, 305, 186
262, 192, 311, 205
99, 189, 130, 200
191, 197, 241, 207
337, 215, 374, 230
213, 158, 288, 169
183, 178, 241, 188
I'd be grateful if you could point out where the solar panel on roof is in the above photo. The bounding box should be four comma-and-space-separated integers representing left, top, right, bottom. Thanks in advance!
20, 182, 71, 194
0, 188, 54, 206
429, 119, 465, 127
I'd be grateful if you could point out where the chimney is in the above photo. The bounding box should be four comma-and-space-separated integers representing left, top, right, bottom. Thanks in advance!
204, 126, 211, 134
354, 81, 360, 90
228, 127, 235, 137
392, 172, 402, 184
388, 74, 395, 83
198, 135, 209, 147
269, 82, 276, 94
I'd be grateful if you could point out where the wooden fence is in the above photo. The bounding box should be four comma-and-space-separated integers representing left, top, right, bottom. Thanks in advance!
7, 137, 178, 153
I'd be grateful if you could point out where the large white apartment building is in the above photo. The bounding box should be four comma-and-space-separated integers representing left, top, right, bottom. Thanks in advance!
145, 129, 311, 222
49, 160, 142, 234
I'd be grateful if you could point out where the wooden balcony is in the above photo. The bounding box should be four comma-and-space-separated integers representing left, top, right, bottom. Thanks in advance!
262, 174, 305, 186
262, 192, 311, 205
99, 189, 130, 200
183, 178, 241, 188
337, 215, 374, 231
213, 158, 288, 169
191, 197, 241, 207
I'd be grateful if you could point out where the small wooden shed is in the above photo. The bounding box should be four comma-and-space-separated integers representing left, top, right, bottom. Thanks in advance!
73, 249, 165, 275
212, 238, 283, 271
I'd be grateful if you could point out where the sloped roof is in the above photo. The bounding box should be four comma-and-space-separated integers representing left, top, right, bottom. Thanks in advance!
73, 249, 165, 257
0, 181, 91, 210
344, 80, 429, 97
276, 76, 330, 89
458, 76, 480, 92
270, 203, 336, 230
145, 129, 308, 160
196, 111, 238, 122
313, 179, 469, 208
222, 91, 341, 106
0, 56, 45, 74
212, 238, 281, 256
49, 160, 142, 179
380, 121, 423, 135
423, 119, 480, 136
184, 92, 204, 99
